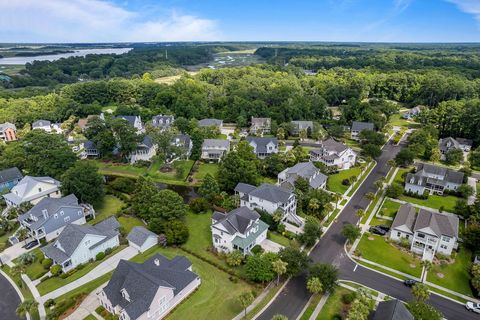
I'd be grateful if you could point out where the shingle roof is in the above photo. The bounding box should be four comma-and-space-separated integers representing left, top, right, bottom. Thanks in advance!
411, 163, 464, 185
246, 136, 278, 154
351, 121, 374, 132
249, 183, 293, 204
251, 117, 271, 126
95, 216, 121, 232
291, 121, 313, 131
414, 209, 459, 238
152, 115, 174, 128
0, 167, 23, 185
198, 118, 223, 127
84, 140, 97, 149
127, 226, 157, 247
320, 138, 348, 153
0, 122, 16, 132
4, 176, 60, 205
281, 162, 327, 189
32, 120, 51, 128
172, 134, 191, 148
212, 207, 260, 235
234, 182, 257, 194
391, 203, 417, 234
137, 135, 154, 149
372, 300, 413, 320
114, 115, 139, 126
456, 138, 473, 146
202, 139, 230, 150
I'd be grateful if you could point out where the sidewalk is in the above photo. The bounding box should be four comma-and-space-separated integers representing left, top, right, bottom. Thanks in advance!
21, 273, 46, 319
308, 293, 329, 320
467, 177, 477, 205
232, 282, 276, 320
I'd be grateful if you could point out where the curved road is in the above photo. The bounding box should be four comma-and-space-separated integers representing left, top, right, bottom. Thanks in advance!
0, 272, 23, 320
258, 140, 477, 320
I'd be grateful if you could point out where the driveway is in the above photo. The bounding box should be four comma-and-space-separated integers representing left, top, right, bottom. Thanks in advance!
260, 239, 283, 253
0, 240, 38, 266
468, 176, 477, 205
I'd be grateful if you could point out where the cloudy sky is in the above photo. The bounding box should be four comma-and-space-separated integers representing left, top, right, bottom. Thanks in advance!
0, 0, 479, 43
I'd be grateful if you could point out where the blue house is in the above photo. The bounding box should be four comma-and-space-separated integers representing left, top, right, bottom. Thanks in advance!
0, 167, 23, 193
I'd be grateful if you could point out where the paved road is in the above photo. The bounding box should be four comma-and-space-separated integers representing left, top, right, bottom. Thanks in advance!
0, 272, 23, 320
257, 140, 477, 320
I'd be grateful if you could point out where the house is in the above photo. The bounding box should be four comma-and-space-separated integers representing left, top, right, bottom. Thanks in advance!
390, 203, 459, 260
127, 226, 158, 253
246, 136, 278, 159
235, 183, 302, 226
309, 138, 357, 170
114, 115, 144, 133
278, 162, 327, 190
4, 176, 61, 207
402, 106, 422, 120
404, 162, 464, 195
83, 140, 100, 158
438, 137, 472, 160
211, 207, 268, 254
350, 121, 374, 139
370, 299, 413, 320
77, 114, 103, 132
0, 122, 17, 142
41, 217, 120, 272
291, 121, 313, 136
32, 120, 52, 132
250, 117, 271, 135
17, 194, 95, 242
201, 139, 230, 162
98, 254, 200, 320
0, 167, 23, 192
198, 118, 223, 129
171, 134, 193, 160
152, 115, 175, 131
128, 136, 157, 164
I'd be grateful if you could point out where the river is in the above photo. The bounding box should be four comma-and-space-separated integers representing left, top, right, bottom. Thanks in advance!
0, 48, 132, 65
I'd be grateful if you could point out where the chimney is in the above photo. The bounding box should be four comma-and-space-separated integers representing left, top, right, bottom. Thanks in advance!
154, 258, 160, 266
42, 209, 48, 219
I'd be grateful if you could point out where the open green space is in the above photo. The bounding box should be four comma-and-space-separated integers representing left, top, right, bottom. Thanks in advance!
37, 245, 127, 295
327, 167, 362, 194
398, 194, 459, 212
83, 315, 97, 320
14, 248, 48, 280
378, 199, 401, 218
267, 231, 291, 247
191, 162, 220, 183
117, 215, 145, 233
131, 245, 255, 320
316, 287, 353, 320
370, 216, 393, 227
393, 167, 410, 186
355, 259, 410, 281
427, 248, 473, 297
388, 113, 421, 129
90, 195, 125, 224
356, 234, 422, 277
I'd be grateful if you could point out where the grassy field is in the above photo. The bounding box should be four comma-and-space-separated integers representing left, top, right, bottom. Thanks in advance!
117, 215, 145, 233
327, 167, 362, 194
90, 195, 125, 224
378, 199, 401, 218
191, 162, 220, 183
15, 248, 48, 280
356, 234, 422, 277
427, 248, 473, 297
389, 113, 421, 129
393, 167, 410, 185
131, 246, 255, 320
267, 231, 291, 247
316, 287, 352, 320
398, 194, 459, 212
370, 216, 393, 227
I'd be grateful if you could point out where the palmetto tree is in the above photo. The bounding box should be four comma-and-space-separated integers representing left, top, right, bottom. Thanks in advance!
306, 277, 323, 295
16, 299, 38, 318
272, 259, 288, 286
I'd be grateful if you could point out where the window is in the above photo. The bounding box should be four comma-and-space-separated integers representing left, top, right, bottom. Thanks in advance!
442, 236, 450, 242
54, 214, 58, 219
397, 232, 401, 237
440, 245, 447, 249
417, 233, 425, 239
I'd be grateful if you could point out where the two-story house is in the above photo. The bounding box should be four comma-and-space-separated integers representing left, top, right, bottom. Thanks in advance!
234, 183, 302, 226
170, 134, 193, 160
83, 140, 100, 158
250, 117, 271, 135
246, 136, 278, 159
4, 176, 61, 207
309, 138, 357, 170
211, 207, 269, 254
0, 167, 23, 192
114, 115, 144, 133
404, 162, 464, 195
0, 122, 17, 142
128, 136, 157, 164
98, 254, 200, 320
198, 118, 223, 129
438, 137, 472, 161
41, 217, 120, 272
291, 121, 313, 136
350, 121, 374, 139
390, 203, 459, 260
402, 106, 422, 120
152, 115, 175, 131
17, 194, 95, 242
278, 162, 327, 190
32, 120, 63, 134
201, 139, 230, 162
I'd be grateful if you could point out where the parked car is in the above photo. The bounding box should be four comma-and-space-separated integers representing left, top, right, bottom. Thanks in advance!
369, 226, 387, 236
376, 224, 390, 232
466, 302, 480, 314
22, 239, 39, 249
403, 279, 419, 287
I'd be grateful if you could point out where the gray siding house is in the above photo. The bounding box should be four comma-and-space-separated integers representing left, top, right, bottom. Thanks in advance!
250, 117, 271, 135
246, 136, 278, 159
152, 115, 174, 130
291, 121, 313, 135
404, 163, 464, 195
201, 139, 230, 162
198, 118, 223, 129
350, 121, 374, 139
277, 162, 327, 190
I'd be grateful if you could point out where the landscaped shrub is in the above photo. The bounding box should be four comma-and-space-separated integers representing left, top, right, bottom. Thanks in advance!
342, 292, 356, 304
44, 299, 55, 308
277, 223, 286, 233
226, 250, 244, 267
50, 265, 62, 276
42, 258, 53, 269
251, 245, 264, 255
189, 197, 211, 214
342, 178, 351, 186
109, 177, 136, 194
105, 247, 113, 255
96, 252, 106, 261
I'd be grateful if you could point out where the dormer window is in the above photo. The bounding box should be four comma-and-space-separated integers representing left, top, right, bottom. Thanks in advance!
38, 187, 42, 192
121, 288, 130, 302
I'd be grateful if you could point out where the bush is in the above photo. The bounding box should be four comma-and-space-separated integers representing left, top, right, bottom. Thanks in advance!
105, 247, 113, 255
50, 264, 62, 276
251, 245, 264, 255
386, 184, 403, 198
96, 252, 106, 261
42, 258, 53, 270
226, 250, 244, 267
44, 299, 56, 308
342, 178, 351, 186
109, 177, 136, 194
189, 198, 211, 214
342, 292, 356, 304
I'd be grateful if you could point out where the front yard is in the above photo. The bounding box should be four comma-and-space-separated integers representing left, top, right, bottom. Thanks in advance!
316, 287, 353, 320
378, 199, 401, 218
398, 194, 459, 213
117, 215, 145, 233
327, 167, 362, 194
14, 248, 48, 280
356, 234, 422, 278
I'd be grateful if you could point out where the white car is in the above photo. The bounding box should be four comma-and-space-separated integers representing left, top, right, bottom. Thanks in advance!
466, 302, 480, 314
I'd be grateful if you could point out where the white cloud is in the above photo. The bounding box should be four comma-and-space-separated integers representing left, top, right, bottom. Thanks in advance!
393, 0, 413, 13
0, 0, 221, 42
447, 0, 480, 21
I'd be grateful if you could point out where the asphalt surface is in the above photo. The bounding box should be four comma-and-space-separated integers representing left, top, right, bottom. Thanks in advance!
0, 272, 23, 320
258, 140, 478, 320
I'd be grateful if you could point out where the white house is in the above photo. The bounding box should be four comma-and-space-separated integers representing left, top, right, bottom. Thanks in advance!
350, 121, 374, 139
201, 139, 230, 162
98, 254, 200, 320
291, 121, 313, 136
402, 106, 422, 120
250, 117, 271, 135
390, 204, 459, 260
127, 226, 158, 253
404, 163, 464, 195
211, 207, 268, 254
278, 162, 327, 190
41, 217, 120, 272
170, 134, 193, 160
128, 136, 157, 164
4, 176, 61, 207
114, 115, 144, 133
438, 137, 472, 161
309, 138, 357, 170
17, 194, 95, 242
198, 118, 223, 129
32, 120, 63, 134
152, 115, 174, 131
246, 136, 278, 159
234, 183, 302, 226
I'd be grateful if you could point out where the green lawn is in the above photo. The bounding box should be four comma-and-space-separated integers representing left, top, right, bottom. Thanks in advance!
388, 113, 421, 129
131, 246, 255, 320
361, 190, 382, 224
37, 245, 127, 295
378, 199, 401, 218
427, 248, 474, 297
393, 168, 410, 185
90, 195, 125, 224
83, 315, 97, 320
15, 248, 48, 280
192, 162, 220, 183
327, 167, 362, 194
117, 215, 145, 233
267, 231, 291, 247
370, 217, 393, 227
356, 234, 422, 277
300, 294, 322, 320
398, 194, 459, 212
316, 287, 352, 320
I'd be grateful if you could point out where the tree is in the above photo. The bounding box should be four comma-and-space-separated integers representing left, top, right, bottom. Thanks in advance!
346, 288, 374, 320
298, 218, 323, 247
278, 247, 310, 277
361, 144, 382, 158
355, 209, 365, 218
218, 152, 259, 191
272, 259, 288, 286
299, 129, 308, 141
16, 299, 38, 318
457, 184, 474, 199
131, 177, 160, 219
245, 253, 276, 283
411, 283, 430, 302
445, 148, 463, 165
294, 177, 310, 193
387, 159, 396, 167
111, 118, 141, 158
365, 192, 375, 201
407, 302, 443, 320
17, 252, 36, 266
307, 277, 323, 295
149, 220, 189, 245
150, 128, 184, 163
395, 148, 415, 167
226, 251, 244, 267
342, 224, 361, 243
238, 291, 254, 318
61, 161, 104, 205
430, 148, 441, 162
276, 127, 286, 140
386, 183, 403, 198
271, 315, 288, 320
309, 263, 338, 293
198, 173, 220, 201
17, 228, 29, 242
464, 223, 480, 252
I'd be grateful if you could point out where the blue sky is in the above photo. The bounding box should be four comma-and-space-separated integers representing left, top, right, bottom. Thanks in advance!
0, 0, 479, 43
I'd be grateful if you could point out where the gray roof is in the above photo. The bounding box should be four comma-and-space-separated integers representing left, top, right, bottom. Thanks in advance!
198, 118, 223, 127
103, 254, 198, 319
202, 139, 230, 150
456, 138, 473, 146
248, 183, 293, 204
414, 208, 459, 238
212, 207, 260, 235
172, 134, 191, 148
251, 117, 271, 126
5, 176, 60, 206
291, 121, 313, 131
411, 163, 464, 185
246, 136, 278, 154
32, 120, 51, 128
152, 115, 174, 128
0, 122, 16, 132
0, 167, 23, 185
438, 137, 460, 152
313, 138, 348, 155
372, 300, 413, 320
281, 162, 327, 189
391, 203, 417, 234
234, 182, 257, 194
127, 226, 157, 247
84, 140, 97, 150
114, 115, 139, 127
95, 216, 121, 231
137, 135, 154, 150
351, 121, 374, 132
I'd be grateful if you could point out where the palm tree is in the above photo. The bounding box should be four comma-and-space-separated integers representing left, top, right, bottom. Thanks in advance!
17, 228, 29, 243
16, 299, 38, 318
238, 291, 254, 318
332, 193, 342, 210
17, 252, 36, 266
365, 192, 375, 201
412, 283, 430, 302
324, 203, 334, 220
355, 209, 365, 218
306, 277, 323, 295
272, 259, 288, 286
387, 159, 396, 168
